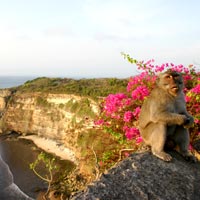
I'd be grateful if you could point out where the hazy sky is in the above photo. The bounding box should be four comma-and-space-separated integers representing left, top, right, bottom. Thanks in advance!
0, 0, 200, 78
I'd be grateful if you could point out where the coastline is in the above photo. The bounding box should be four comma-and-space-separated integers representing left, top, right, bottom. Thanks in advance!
19, 135, 78, 164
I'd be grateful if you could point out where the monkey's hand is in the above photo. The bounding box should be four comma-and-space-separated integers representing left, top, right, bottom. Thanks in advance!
183, 115, 194, 128
176, 114, 189, 126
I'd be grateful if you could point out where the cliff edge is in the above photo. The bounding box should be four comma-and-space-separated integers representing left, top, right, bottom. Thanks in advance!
73, 151, 200, 200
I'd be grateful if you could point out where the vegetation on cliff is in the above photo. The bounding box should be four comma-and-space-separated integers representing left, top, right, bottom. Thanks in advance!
16, 77, 128, 99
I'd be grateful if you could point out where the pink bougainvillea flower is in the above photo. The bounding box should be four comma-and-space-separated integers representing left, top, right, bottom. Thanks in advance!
191, 84, 200, 94
124, 98, 132, 106
131, 86, 149, 101
123, 111, 133, 122
184, 68, 189, 74
183, 74, 192, 82
155, 65, 165, 72
103, 93, 127, 115
185, 95, 191, 103
125, 127, 140, 140
136, 136, 143, 144
127, 72, 149, 92
133, 107, 141, 119
94, 119, 104, 125
170, 63, 174, 67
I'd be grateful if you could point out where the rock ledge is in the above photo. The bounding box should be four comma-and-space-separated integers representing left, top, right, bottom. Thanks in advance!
73, 152, 200, 200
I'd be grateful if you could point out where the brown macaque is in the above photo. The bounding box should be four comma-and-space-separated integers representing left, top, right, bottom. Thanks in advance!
139, 70, 196, 162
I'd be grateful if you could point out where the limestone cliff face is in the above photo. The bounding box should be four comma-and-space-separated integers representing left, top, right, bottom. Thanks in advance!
0, 90, 99, 149
0, 90, 11, 112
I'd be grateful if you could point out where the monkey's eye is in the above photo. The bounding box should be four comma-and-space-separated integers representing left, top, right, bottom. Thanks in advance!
165, 75, 171, 79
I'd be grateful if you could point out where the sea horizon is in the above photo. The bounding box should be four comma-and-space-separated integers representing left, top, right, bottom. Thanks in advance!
0, 76, 37, 89
0, 75, 82, 89
0, 75, 127, 89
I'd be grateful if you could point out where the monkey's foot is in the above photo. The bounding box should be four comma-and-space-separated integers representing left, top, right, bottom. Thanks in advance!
181, 152, 197, 162
152, 151, 172, 162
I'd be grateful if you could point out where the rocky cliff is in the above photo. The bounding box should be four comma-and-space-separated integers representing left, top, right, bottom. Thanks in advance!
0, 89, 99, 153
73, 151, 200, 200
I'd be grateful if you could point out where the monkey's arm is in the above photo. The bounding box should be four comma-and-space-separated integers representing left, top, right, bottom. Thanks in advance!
175, 92, 194, 127
149, 103, 187, 126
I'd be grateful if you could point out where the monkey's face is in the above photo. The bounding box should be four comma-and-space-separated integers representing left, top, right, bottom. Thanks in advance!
157, 71, 184, 96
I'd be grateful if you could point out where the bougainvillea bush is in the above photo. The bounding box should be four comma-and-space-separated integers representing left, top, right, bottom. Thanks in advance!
96, 54, 200, 158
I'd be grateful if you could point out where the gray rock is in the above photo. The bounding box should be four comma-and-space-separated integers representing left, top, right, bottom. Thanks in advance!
73, 152, 200, 200
0, 155, 34, 200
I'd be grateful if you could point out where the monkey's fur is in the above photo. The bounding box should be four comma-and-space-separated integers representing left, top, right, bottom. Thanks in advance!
139, 70, 196, 162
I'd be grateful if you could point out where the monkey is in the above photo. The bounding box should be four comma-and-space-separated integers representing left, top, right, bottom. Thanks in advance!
138, 69, 196, 162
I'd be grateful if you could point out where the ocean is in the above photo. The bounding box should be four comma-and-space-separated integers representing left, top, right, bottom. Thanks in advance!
0, 76, 36, 89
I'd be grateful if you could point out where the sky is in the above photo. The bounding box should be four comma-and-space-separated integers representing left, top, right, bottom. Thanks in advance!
0, 0, 200, 78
